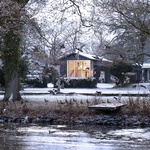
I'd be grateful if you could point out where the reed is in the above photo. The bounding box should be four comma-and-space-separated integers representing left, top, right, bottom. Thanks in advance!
1, 95, 150, 124
119, 96, 150, 117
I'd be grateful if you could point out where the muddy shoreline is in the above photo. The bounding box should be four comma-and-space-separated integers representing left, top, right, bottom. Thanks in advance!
0, 113, 150, 127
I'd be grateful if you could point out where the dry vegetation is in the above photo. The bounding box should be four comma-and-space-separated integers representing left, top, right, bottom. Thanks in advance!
0, 96, 150, 125
0, 96, 103, 123
120, 96, 150, 117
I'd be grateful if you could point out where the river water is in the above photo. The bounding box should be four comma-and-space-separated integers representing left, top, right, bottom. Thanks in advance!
0, 124, 150, 150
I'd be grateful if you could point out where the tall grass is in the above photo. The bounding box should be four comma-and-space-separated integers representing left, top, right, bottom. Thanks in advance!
120, 96, 150, 117
1, 95, 150, 123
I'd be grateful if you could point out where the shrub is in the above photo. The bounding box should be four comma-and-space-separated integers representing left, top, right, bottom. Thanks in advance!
61, 77, 97, 88
109, 62, 133, 87
25, 78, 47, 88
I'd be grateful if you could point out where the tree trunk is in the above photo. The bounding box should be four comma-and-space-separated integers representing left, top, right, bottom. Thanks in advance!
2, 29, 22, 101
3, 72, 21, 101
1, 0, 30, 101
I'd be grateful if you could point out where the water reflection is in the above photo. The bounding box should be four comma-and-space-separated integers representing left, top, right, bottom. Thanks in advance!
0, 124, 150, 150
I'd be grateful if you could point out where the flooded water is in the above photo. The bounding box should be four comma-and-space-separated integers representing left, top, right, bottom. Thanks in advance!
0, 124, 150, 150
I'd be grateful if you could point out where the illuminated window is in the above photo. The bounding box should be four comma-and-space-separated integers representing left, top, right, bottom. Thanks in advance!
67, 60, 93, 78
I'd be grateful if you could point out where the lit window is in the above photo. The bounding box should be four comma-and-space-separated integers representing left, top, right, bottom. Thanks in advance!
67, 60, 92, 78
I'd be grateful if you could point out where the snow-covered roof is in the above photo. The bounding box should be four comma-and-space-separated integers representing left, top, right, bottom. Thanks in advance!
142, 63, 150, 69
61, 51, 112, 63
78, 52, 113, 63
78, 52, 97, 60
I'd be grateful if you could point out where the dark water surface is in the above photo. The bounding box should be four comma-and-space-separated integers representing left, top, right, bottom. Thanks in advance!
0, 124, 150, 150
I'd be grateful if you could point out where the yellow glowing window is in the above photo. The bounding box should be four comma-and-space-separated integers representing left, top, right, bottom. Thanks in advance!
67, 60, 93, 78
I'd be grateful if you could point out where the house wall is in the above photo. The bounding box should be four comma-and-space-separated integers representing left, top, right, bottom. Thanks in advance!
60, 53, 112, 83
60, 54, 93, 77
141, 59, 150, 82
94, 65, 111, 83
133, 66, 142, 83
143, 69, 148, 81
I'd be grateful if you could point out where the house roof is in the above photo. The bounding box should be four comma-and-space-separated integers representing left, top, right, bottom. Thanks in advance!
79, 52, 113, 63
142, 63, 150, 69
60, 51, 112, 63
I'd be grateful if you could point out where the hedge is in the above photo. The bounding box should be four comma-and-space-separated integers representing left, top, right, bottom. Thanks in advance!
63, 78, 97, 88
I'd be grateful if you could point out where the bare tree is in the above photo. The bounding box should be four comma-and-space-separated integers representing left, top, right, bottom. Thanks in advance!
34, 1, 92, 63
93, 0, 150, 64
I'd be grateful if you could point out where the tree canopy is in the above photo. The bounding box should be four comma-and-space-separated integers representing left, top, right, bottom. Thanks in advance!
93, 0, 150, 64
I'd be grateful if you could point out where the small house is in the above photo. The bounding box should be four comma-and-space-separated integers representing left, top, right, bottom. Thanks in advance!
142, 58, 150, 82
59, 51, 112, 83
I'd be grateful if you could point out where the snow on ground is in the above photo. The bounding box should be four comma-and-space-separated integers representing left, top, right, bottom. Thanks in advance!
23, 83, 150, 95
23, 83, 115, 94
0, 83, 150, 102
0, 83, 150, 101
